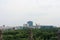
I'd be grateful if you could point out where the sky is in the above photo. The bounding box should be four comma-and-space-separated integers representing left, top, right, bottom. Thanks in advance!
0, 0, 60, 27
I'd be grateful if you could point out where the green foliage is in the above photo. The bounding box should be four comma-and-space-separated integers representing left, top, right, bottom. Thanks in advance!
3, 28, 58, 40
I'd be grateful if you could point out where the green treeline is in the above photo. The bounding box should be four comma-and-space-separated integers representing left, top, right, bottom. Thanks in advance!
3, 28, 58, 40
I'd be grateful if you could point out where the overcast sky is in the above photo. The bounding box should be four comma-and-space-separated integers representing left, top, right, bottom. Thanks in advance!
0, 0, 60, 27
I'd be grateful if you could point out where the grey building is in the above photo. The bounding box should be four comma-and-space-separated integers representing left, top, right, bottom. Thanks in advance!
40, 25, 54, 29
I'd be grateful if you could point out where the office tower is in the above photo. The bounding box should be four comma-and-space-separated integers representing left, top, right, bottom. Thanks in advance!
27, 21, 33, 27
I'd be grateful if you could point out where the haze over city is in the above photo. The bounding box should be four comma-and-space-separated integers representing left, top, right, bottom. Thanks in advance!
0, 0, 60, 26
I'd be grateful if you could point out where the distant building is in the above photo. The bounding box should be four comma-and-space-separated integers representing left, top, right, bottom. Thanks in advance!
35, 24, 40, 28
23, 24, 28, 27
15, 26, 23, 29
0, 25, 6, 30
27, 21, 33, 27
40, 25, 54, 29
3, 25, 5, 27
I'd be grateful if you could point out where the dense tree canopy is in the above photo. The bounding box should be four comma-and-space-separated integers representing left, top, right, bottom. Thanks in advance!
3, 28, 58, 40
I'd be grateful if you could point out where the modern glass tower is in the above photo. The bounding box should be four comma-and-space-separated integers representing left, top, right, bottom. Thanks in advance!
27, 21, 33, 27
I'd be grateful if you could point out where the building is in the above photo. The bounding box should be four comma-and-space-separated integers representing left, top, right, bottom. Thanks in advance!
40, 25, 54, 29
0, 25, 6, 30
23, 24, 28, 27
27, 21, 33, 27
3, 25, 5, 27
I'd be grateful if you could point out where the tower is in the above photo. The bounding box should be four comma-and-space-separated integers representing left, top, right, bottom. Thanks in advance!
27, 21, 33, 27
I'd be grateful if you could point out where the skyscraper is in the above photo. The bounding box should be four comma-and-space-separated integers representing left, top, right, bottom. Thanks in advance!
27, 21, 33, 27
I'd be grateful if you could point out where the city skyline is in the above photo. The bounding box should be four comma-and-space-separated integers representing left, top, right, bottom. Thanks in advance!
0, 0, 60, 27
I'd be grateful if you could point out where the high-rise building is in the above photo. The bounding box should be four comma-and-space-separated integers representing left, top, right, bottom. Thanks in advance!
23, 24, 28, 27
27, 21, 33, 27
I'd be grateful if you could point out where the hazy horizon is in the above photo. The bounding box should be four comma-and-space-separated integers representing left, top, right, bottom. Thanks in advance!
0, 0, 60, 27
